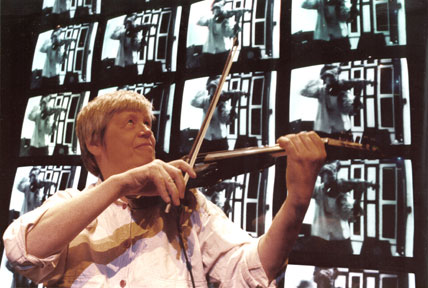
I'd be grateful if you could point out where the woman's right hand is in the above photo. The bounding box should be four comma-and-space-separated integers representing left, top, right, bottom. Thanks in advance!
119, 159, 196, 206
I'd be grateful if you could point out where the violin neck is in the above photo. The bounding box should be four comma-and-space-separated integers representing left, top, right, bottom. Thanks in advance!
196, 137, 379, 163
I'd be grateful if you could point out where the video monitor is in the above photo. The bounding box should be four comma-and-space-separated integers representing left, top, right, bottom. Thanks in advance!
30, 23, 98, 90
180, 71, 277, 153
19, 92, 90, 157
292, 158, 414, 259
97, 83, 175, 156
0, 165, 86, 287
42, 0, 102, 19
289, 58, 411, 146
179, 71, 277, 236
281, 264, 415, 288
186, 0, 281, 70
291, 0, 407, 54
100, 7, 181, 84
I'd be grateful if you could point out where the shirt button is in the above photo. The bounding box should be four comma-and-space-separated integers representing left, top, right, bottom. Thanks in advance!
123, 239, 131, 249
120, 280, 126, 287
122, 203, 128, 209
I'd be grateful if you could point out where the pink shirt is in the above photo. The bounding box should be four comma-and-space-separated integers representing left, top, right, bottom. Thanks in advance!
3, 183, 275, 287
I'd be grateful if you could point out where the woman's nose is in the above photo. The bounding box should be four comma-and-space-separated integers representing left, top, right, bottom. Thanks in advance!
138, 123, 152, 136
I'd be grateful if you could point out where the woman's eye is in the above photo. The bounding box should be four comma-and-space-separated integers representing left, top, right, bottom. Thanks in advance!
127, 119, 135, 126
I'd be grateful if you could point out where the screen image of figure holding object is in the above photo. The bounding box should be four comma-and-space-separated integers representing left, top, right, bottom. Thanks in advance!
301, 0, 355, 42
110, 13, 144, 69
39, 27, 72, 87
300, 64, 374, 135
195, 0, 251, 66
27, 95, 66, 156
190, 75, 247, 153
294, 160, 377, 255
3, 90, 327, 287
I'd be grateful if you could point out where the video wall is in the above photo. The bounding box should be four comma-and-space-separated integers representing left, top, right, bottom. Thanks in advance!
2, 0, 425, 287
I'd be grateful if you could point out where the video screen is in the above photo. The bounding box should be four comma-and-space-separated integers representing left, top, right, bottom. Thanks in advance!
42, 0, 102, 19
100, 7, 181, 84
291, 0, 407, 52
30, 23, 98, 90
0, 165, 85, 287
19, 92, 90, 157
180, 71, 277, 153
292, 158, 414, 258
179, 71, 277, 236
281, 264, 415, 288
289, 58, 411, 146
98, 83, 175, 156
186, 0, 281, 70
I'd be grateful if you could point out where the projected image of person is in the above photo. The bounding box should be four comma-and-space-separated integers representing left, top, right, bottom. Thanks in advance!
313, 267, 338, 288
4, 90, 327, 287
17, 167, 56, 215
110, 13, 153, 73
300, 161, 377, 255
110, 13, 141, 72
191, 76, 247, 152
301, 0, 356, 46
197, 1, 234, 55
52, 0, 70, 16
300, 64, 374, 137
197, 0, 251, 62
40, 27, 73, 88
27, 95, 66, 156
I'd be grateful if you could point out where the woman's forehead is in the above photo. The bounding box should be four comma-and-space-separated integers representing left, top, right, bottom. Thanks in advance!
115, 107, 152, 117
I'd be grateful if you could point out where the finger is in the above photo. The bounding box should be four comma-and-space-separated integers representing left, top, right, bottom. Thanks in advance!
296, 132, 321, 155
277, 135, 298, 157
295, 132, 314, 152
165, 165, 186, 200
286, 134, 305, 156
307, 131, 327, 158
277, 133, 295, 148
161, 168, 180, 206
150, 170, 171, 205
169, 159, 197, 178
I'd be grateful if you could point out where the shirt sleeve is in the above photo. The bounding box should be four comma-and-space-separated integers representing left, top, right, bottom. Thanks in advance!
190, 90, 209, 108
195, 191, 276, 287
197, 16, 210, 26
2, 189, 76, 284
110, 26, 124, 40
301, 0, 319, 9
28, 106, 40, 122
300, 79, 322, 99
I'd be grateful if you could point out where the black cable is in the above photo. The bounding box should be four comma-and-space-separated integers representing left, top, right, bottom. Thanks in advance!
176, 206, 196, 288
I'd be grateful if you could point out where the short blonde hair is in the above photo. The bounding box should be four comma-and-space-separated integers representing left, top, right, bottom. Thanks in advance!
76, 90, 153, 176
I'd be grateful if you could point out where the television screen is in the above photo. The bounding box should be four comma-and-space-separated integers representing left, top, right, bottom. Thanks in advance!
291, 0, 407, 52
100, 7, 181, 84
281, 264, 415, 288
30, 23, 98, 90
98, 83, 175, 155
19, 92, 90, 157
292, 158, 414, 258
178, 71, 277, 236
179, 71, 277, 153
42, 0, 102, 19
186, 0, 281, 70
0, 165, 86, 287
288, 58, 411, 146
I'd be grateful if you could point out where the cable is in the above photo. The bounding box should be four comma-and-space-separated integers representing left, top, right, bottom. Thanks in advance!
176, 206, 196, 288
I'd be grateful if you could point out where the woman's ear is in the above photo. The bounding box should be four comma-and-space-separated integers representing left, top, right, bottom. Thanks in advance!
86, 137, 103, 157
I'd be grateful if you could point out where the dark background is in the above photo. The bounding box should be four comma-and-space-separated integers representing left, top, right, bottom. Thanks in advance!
1, 0, 428, 285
